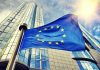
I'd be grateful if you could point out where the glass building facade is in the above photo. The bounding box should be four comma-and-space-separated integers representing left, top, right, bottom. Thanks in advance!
0, 2, 100, 70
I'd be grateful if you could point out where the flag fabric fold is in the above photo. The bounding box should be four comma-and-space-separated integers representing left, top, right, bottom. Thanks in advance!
20, 14, 85, 51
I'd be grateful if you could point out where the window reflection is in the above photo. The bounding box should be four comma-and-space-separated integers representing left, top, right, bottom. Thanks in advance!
73, 51, 99, 70
78, 61, 99, 70
73, 50, 93, 59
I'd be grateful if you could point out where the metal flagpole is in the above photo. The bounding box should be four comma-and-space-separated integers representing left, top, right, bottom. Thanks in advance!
6, 23, 27, 70
40, 49, 42, 69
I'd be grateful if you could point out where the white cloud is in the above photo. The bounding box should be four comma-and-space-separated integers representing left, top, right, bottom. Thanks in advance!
0, 0, 99, 42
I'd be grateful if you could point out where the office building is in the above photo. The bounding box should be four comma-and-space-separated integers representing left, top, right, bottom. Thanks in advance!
0, 2, 100, 70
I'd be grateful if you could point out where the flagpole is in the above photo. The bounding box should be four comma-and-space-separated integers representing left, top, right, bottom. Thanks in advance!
6, 23, 27, 70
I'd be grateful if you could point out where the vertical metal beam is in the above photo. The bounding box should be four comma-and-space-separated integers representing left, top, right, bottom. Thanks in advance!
31, 3, 37, 28
40, 49, 42, 69
27, 3, 37, 68
28, 48, 32, 67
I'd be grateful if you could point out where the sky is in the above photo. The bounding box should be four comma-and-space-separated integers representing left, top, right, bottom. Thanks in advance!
0, 0, 100, 42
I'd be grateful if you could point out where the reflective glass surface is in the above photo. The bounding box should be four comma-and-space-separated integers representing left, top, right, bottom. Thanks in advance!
73, 50, 99, 70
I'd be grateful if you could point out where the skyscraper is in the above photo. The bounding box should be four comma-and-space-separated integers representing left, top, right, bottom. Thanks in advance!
0, 2, 100, 70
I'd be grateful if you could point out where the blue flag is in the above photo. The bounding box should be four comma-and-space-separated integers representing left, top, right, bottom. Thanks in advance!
20, 14, 85, 51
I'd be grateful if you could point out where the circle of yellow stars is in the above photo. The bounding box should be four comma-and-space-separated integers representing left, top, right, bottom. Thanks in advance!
36, 25, 66, 45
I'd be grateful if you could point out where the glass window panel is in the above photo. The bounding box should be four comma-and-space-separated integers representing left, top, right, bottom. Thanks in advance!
72, 51, 93, 59
85, 51, 93, 59
44, 49, 48, 57
25, 51, 29, 58
88, 63, 94, 70
35, 60, 40, 69
3, 22, 9, 26
31, 54, 35, 59
0, 31, 2, 35
0, 26, 6, 31
91, 62, 99, 70
3, 38, 9, 42
0, 43, 4, 47
35, 55, 40, 59
41, 49, 45, 56
5, 27, 11, 32
12, 19, 16, 22
24, 58, 28, 64
36, 49, 40, 55
8, 29, 14, 33
7, 19, 12, 22
35, 49, 40, 59
32, 49, 35, 54
18, 55, 24, 62
42, 56, 47, 60
1, 41, 6, 46
79, 61, 99, 70
0, 40, 2, 43
0, 33, 6, 37
82, 52, 87, 58
30, 59, 35, 68
83, 62, 90, 70
0, 37, 3, 41
8, 23, 14, 27
5, 33, 11, 39
42, 60, 49, 70
20, 50, 26, 56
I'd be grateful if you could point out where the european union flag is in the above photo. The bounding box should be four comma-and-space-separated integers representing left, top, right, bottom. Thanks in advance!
20, 14, 85, 51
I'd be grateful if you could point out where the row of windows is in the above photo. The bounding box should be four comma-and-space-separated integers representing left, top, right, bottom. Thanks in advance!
0, 3, 35, 60
48, 49, 80, 70
34, 7, 44, 27
18, 48, 50, 70
72, 50, 99, 70
79, 24, 100, 50
72, 50, 93, 59
77, 61, 99, 70
0, 29, 20, 60
0, 4, 27, 49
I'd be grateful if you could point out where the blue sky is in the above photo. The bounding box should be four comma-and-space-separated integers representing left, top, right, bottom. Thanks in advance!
0, 0, 100, 42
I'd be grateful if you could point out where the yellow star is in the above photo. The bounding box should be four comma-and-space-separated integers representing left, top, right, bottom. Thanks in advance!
44, 28, 47, 30
50, 26, 54, 29
48, 42, 52, 44
61, 28, 64, 32
56, 42, 59, 45
56, 25, 60, 28
62, 34, 66, 37
42, 40, 44, 42
39, 30, 42, 32
61, 40, 64, 43
36, 34, 39, 37
37, 38, 40, 41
